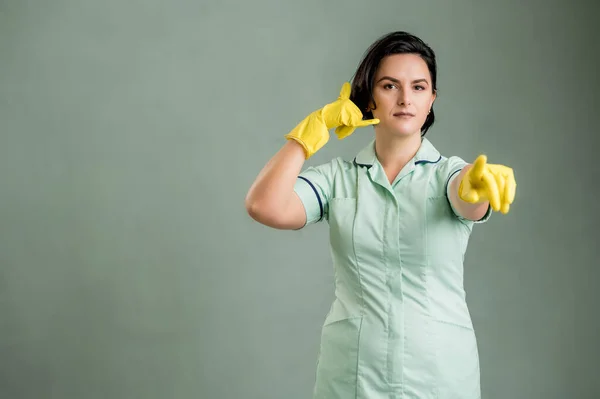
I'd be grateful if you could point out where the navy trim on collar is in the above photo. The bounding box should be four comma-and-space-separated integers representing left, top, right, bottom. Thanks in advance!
353, 159, 373, 169
415, 155, 442, 165
353, 138, 442, 168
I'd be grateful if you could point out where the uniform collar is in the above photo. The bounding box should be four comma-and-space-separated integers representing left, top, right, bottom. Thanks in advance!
353, 137, 442, 168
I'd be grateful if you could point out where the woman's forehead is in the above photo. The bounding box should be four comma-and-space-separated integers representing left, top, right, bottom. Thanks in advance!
375, 54, 431, 80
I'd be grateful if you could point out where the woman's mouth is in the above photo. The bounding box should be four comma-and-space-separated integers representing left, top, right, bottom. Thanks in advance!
393, 112, 415, 118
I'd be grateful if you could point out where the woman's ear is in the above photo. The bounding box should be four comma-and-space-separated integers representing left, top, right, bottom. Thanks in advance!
366, 100, 375, 112
430, 90, 437, 108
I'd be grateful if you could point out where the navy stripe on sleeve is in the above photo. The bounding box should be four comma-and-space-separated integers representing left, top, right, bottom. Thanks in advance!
446, 168, 462, 185
445, 168, 463, 199
298, 176, 324, 221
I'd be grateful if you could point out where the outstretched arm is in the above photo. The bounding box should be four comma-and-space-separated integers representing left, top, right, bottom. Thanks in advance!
448, 155, 517, 221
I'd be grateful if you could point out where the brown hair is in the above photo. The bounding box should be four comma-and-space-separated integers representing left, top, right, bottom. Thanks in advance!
350, 31, 438, 136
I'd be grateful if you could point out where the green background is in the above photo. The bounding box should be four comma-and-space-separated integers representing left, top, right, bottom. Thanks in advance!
1, 0, 598, 398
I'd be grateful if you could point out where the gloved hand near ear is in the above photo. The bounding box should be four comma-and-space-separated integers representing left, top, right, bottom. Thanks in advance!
285, 82, 379, 159
459, 155, 517, 214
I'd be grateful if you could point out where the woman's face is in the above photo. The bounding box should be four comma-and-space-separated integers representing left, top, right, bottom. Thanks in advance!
369, 53, 436, 137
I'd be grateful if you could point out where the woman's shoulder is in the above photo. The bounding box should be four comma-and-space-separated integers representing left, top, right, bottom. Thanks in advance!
302, 156, 355, 175
434, 154, 469, 174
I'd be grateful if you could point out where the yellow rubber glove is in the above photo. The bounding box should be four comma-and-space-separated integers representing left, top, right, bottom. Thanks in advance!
459, 155, 517, 214
284, 82, 379, 158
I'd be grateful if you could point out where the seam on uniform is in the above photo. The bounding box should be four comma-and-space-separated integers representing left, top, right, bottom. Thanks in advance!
298, 176, 323, 222
351, 166, 366, 398
384, 190, 393, 390
426, 164, 440, 398
329, 159, 342, 221
431, 317, 475, 331
349, 163, 365, 317
354, 316, 364, 399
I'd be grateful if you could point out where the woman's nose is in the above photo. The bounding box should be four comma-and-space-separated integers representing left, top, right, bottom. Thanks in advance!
397, 89, 411, 106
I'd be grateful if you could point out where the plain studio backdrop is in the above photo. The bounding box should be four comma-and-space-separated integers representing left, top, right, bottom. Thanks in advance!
1, 0, 598, 398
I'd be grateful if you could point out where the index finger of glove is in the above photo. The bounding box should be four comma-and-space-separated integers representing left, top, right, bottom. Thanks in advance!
471, 155, 487, 181
355, 118, 380, 127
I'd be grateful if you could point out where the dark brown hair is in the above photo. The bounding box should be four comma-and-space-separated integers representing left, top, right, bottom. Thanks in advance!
350, 31, 438, 136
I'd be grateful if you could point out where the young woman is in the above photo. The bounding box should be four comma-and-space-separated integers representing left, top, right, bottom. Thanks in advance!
245, 31, 516, 399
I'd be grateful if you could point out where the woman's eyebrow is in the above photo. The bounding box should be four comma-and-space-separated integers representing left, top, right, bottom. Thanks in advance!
377, 76, 429, 85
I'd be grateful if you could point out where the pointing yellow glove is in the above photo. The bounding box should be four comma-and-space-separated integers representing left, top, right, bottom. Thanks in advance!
285, 82, 379, 158
459, 155, 517, 214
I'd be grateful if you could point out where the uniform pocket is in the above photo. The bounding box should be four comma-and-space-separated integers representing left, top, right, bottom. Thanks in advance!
433, 320, 481, 398
328, 198, 357, 228
328, 198, 357, 261
313, 314, 363, 399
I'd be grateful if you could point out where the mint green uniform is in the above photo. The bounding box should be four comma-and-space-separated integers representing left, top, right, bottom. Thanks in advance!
294, 138, 491, 399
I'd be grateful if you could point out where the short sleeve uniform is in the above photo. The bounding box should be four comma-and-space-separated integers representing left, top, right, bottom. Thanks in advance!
294, 138, 491, 399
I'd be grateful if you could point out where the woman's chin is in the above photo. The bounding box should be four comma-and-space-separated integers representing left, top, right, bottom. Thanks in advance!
375, 122, 421, 138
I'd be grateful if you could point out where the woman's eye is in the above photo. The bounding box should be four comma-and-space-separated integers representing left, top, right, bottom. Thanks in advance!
384, 84, 396, 90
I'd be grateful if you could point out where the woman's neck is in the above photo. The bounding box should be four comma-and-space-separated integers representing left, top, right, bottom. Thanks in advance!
374, 132, 423, 172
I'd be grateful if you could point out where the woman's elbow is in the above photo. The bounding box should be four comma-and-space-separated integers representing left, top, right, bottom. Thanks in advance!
245, 193, 263, 220
244, 196, 305, 230
245, 196, 276, 226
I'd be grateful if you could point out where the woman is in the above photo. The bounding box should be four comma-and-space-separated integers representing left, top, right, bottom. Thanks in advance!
245, 31, 516, 399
